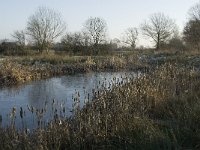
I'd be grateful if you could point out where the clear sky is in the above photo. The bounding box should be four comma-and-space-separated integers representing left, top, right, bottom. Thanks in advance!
0, 0, 199, 46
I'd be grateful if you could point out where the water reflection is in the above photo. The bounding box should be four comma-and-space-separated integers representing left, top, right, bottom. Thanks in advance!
0, 71, 140, 129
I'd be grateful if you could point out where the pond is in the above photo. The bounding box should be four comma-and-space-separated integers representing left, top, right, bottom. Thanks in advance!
0, 71, 140, 130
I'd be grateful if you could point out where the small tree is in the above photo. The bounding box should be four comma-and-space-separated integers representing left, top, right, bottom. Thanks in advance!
110, 38, 121, 49
123, 27, 138, 49
12, 30, 26, 47
81, 31, 91, 47
61, 32, 83, 53
183, 20, 200, 50
84, 17, 107, 46
183, 2, 200, 50
141, 12, 176, 50
62, 32, 83, 47
26, 7, 66, 52
168, 37, 185, 51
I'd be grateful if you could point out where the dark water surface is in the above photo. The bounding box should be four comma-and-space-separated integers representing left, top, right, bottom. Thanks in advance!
0, 71, 140, 130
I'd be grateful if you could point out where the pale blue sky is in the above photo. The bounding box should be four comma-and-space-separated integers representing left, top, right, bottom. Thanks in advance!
0, 0, 199, 46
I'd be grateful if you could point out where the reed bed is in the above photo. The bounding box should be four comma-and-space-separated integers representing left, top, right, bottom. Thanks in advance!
0, 54, 144, 86
0, 62, 199, 149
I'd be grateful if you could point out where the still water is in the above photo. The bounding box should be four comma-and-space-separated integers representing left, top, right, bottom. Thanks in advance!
0, 71, 139, 130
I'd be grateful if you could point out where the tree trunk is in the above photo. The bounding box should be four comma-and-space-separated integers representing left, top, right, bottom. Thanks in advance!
93, 42, 98, 55
156, 33, 160, 50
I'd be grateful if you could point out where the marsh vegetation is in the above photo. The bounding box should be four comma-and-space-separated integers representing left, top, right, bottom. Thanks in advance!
1, 1, 200, 150
0, 62, 200, 149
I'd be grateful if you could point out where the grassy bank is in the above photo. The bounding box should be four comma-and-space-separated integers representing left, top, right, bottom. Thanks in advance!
0, 52, 145, 86
0, 62, 200, 149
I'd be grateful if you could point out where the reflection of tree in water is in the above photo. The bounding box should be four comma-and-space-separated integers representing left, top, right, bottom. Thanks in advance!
59, 73, 99, 107
58, 72, 126, 105
60, 74, 88, 88
0, 84, 27, 100
27, 79, 56, 109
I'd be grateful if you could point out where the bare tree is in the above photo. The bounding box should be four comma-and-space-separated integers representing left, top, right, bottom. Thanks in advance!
141, 13, 176, 50
123, 27, 138, 49
81, 31, 91, 46
26, 7, 66, 52
84, 17, 107, 46
188, 2, 200, 21
12, 30, 26, 46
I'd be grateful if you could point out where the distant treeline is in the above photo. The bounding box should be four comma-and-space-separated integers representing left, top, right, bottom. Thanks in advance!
1, 2, 200, 55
